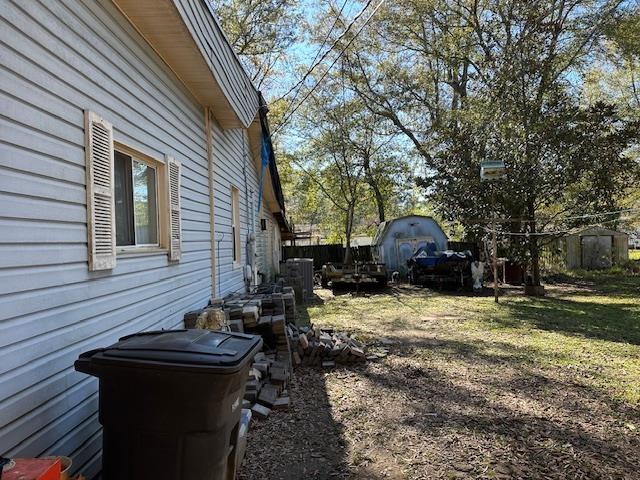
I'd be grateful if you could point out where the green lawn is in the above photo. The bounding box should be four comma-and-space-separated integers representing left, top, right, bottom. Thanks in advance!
304, 274, 640, 478
631, 249, 640, 261
245, 274, 640, 479
308, 274, 640, 405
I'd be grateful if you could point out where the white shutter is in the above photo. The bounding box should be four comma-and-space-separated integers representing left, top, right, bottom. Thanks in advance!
85, 110, 116, 271
167, 156, 182, 261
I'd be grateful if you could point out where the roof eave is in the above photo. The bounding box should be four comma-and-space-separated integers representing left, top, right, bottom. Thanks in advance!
113, 0, 255, 128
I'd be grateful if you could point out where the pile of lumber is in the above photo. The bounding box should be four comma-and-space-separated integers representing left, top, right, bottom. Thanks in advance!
289, 325, 367, 367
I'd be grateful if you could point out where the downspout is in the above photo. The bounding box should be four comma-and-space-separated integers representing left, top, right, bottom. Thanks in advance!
242, 131, 256, 290
204, 107, 216, 298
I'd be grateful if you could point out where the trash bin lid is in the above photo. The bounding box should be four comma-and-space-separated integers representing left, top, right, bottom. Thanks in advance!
77, 329, 262, 374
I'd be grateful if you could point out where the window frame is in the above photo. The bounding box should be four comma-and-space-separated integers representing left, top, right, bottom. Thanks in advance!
231, 185, 241, 267
113, 142, 167, 255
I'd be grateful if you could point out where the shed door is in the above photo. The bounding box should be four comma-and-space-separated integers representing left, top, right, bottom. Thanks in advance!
582, 235, 612, 269
396, 241, 414, 275
395, 236, 435, 275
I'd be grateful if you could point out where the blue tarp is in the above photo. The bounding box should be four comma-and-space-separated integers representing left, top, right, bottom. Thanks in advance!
410, 245, 473, 267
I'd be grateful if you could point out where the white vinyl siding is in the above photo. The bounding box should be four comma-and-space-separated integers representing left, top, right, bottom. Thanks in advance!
0, 1, 211, 477
211, 122, 280, 294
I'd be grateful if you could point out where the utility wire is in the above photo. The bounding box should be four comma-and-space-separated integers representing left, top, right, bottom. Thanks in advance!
273, 0, 386, 135
277, 0, 350, 111
461, 207, 640, 225
274, 0, 372, 105
482, 215, 637, 237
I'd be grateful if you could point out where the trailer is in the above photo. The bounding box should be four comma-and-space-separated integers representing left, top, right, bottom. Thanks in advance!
407, 247, 473, 287
321, 261, 388, 288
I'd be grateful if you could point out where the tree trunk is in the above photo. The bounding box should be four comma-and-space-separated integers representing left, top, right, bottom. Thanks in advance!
527, 200, 541, 286
362, 152, 385, 223
343, 204, 355, 266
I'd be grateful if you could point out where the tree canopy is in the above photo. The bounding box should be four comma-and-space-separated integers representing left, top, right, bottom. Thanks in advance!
212, 0, 640, 279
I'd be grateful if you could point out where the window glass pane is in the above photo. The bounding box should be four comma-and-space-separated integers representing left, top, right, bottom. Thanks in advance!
231, 187, 240, 263
132, 160, 158, 245
114, 152, 134, 246
232, 226, 237, 262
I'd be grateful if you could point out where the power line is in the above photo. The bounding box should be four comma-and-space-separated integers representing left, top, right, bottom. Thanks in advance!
273, 0, 386, 135
482, 215, 637, 237
275, 0, 351, 107
552, 207, 640, 222
274, 0, 372, 105
461, 207, 640, 225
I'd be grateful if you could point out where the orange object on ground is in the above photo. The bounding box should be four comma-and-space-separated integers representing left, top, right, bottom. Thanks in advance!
3, 458, 61, 480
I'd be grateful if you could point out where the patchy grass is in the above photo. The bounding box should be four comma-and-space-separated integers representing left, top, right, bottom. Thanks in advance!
243, 274, 640, 480
630, 249, 640, 261
308, 276, 640, 405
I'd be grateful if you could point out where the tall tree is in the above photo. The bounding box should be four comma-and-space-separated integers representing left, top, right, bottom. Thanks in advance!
210, 0, 300, 89
344, 0, 631, 285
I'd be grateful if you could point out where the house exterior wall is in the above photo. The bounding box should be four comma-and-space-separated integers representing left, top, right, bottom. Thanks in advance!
0, 1, 277, 477
210, 121, 280, 297
257, 206, 282, 280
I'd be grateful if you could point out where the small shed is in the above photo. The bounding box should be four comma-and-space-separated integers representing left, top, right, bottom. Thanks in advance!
566, 227, 629, 269
373, 215, 448, 275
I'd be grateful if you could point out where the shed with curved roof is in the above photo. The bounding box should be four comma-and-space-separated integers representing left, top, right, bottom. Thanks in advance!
373, 215, 448, 274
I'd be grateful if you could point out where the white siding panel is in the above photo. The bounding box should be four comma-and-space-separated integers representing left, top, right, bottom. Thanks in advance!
210, 120, 281, 294
0, 1, 213, 476
212, 124, 254, 295
0, 141, 86, 186
257, 204, 279, 281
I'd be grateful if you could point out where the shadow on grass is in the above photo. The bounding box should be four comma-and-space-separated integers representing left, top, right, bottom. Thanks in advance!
545, 271, 640, 298
393, 336, 573, 367
294, 291, 326, 327
359, 352, 640, 479
500, 295, 640, 345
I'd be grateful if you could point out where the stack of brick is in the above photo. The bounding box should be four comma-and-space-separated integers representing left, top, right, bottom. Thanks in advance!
281, 261, 303, 300
282, 289, 297, 325
183, 287, 370, 421
289, 325, 367, 367
244, 352, 291, 419
281, 258, 314, 302
183, 306, 229, 330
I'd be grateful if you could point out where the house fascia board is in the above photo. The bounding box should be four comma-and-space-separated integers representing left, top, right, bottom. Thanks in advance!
112, 0, 258, 128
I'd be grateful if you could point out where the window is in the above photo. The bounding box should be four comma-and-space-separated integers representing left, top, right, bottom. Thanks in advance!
84, 110, 182, 271
114, 151, 159, 247
231, 186, 241, 264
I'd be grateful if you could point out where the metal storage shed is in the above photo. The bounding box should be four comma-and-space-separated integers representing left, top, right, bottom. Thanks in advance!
566, 227, 629, 269
373, 215, 448, 276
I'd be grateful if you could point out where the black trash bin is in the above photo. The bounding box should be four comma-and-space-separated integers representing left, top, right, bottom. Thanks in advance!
75, 329, 262, 480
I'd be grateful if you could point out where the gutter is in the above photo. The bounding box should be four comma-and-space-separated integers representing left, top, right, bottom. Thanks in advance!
258, 93, 286, 213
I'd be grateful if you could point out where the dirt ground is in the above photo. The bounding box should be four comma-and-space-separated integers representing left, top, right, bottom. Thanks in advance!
239, 276, 640, 480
